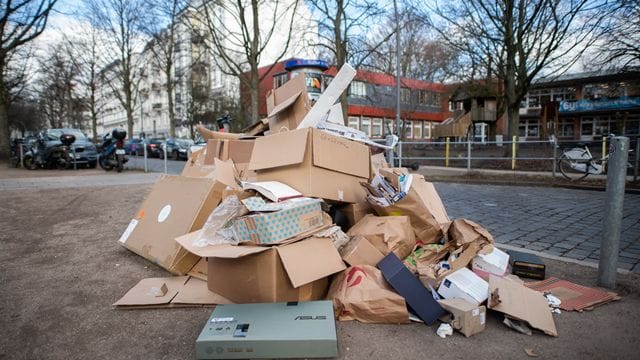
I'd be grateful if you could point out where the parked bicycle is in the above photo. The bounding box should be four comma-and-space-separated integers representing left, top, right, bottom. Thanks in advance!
558, 136, 633, 180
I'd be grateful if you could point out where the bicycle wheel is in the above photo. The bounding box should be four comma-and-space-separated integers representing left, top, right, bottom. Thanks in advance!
559, 154, 590, 181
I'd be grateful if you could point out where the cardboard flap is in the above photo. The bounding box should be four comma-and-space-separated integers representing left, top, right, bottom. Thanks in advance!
172, 277, 233, 305
214, 158, 239, 187
113, 276, 188, 306
248, 129, 309, 170
175, 230, 270, 258
311, 130, 370, 178
488, 275, 558, 336
276, 237, 346, 288
268, 90, 302, 117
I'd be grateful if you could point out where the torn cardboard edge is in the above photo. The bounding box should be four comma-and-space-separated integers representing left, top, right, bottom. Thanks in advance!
113, 276, 232, 309
488, 275, 558, 337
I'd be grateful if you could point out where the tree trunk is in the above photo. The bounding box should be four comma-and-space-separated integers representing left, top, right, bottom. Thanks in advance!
0, 74, 10, 162
167, 76, 175, 137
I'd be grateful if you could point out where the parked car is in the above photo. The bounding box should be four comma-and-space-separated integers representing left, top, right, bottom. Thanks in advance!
160, 138, 194, 160
124, 138, 145, 155
145, 138, 164, 158
41, 128, 98, 168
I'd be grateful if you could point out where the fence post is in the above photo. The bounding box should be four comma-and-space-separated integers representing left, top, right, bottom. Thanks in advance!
163, 144, 168, 174
19, 144, 23, 168
445, 137, 450, 168
511, 136, 517, 170
72, 146, 77, 170
602, 136, 607, 160
143, 143, 148, 173
398, 141, 403, 168
552, 137, 558, 178
467, 138, 471, 172
598, 136, 630, 289
634, 138, 639, 182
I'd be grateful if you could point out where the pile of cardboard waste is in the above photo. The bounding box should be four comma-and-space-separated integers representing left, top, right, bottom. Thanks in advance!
114, 64, 618, 342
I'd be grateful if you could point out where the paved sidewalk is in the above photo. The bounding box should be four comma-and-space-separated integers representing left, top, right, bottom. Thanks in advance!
0, 172, 160, 190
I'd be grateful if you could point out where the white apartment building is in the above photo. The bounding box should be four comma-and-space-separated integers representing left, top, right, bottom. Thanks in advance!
97, 0, 317, 138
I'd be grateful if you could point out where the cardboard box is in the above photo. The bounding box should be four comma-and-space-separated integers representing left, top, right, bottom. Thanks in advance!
438, 267, 489, 305
176, 232, 346, 303
508, 250, 546, 280
437, 298, 486, 337
203, 138, 255, 180
377, 252, 446, 325
232, 197, 324, 245
346, 214, 416, 260
181, 148, 216, 178
336, 202, 374, 230
248, 127, 370, 203
340, 235, 385, 266
118, 175, 226, 275
472, 246, 510, 280
488, 275, 557, 336
266, 74, 311, 133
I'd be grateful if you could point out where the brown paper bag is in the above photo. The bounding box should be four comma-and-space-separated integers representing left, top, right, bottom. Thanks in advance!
346, 214, 416, 260
327, 265, 409, 324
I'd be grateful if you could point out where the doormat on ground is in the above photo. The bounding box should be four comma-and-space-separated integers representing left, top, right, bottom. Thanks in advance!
524, 277, 619, 311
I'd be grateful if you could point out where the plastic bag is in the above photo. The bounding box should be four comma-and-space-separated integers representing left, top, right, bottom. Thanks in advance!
193, 195, 248, 247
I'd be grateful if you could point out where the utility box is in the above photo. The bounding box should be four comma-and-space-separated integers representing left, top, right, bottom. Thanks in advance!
196, 301, 337, 359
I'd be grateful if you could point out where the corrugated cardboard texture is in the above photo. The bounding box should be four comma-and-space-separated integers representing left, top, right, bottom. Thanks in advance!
181, 148, 216, 178
249, 128, 369, 203
119, 176, 219, 275
347, 214, 416, 260
203, 139, 255, 166
277, 237, 346, 288
438, 298, 486, 337
488, 275, 558, 336
205, 238, 342, 303
337, 202, 374, 230
339, 235, 385, 267
266, 74, 310, 133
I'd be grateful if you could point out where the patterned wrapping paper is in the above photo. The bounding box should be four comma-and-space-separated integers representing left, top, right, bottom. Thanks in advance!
233, 197, 324, 244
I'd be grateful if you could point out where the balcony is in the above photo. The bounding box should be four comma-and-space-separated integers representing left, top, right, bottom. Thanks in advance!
470, 108, 497, 122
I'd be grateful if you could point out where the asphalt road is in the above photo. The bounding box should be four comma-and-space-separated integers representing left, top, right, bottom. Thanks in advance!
0, 181, 638, 359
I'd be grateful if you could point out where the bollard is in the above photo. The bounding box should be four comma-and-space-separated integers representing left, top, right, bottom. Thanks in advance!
598, 136, 630, 289
552, 137, 558, 178
445, 137, 450, 167
163, 144, 168, 174
467, 138, 471, 172
511, 136, 517, 170
143, 143, 148, 173
602, 137, 607, 160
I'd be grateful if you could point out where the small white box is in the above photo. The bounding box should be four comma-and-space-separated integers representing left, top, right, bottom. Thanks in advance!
472, 247, 510, 279
438, 268, 489, 305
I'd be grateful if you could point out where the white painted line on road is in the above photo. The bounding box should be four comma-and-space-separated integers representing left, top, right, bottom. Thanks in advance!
496, 243, 631, 275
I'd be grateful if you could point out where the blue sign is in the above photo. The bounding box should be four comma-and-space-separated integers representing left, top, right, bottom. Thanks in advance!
284, 59, 329, 71
559, 96, 640, 113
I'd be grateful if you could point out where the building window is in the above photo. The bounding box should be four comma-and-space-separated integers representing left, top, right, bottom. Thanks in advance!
371, 118, 383, 138
518, 119, 540, 139
559, 119, 574, 138
413, 122, 422, 139
349, 81, 367, 97
417, 90, 428, 105
404, 120, 413, 138
423, 122, 431, 138
273, 73, 288, 89
625, 115, 639, 135
361, 118, 371, 136
400, 88, 411, 103
348, 116, 359, 130
417, 90, 440, 106
581, 117, 594, 137
384, 119, 394, 135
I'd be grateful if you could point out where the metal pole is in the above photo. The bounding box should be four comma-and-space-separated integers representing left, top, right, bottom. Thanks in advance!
72, 146, 77, 170
398, 141, 403, 168
552, 137, 558, 178
445, 137, 450, 167
393, 0, 401, 141
598, 136, 630, 289
19, 144, 23, 168
163, 143, 168, 174
511, 136, 517, 170
143, 141, 148, 173
634, 138, 639, 182
467, 138, 471, 172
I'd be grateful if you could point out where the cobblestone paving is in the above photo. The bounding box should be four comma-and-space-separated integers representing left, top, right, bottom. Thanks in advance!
436, 183, 640, 272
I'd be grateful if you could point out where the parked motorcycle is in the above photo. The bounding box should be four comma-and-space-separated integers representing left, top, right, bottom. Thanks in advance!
23, 132, 76, 170
98, 128, 128, 172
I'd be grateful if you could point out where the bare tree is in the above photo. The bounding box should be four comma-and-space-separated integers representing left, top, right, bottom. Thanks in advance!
192, 0, 301, 126
0, 0, 58, 161
420, 0, 610, 139
8, 93, 46, 136
363, 7, 460, 83
36, 42, 80, 129
63, 15, 105, 140
597, 0, 640, 68
308, 0, 392, 123
141, 0, 188, 137
88, 0, 146, 137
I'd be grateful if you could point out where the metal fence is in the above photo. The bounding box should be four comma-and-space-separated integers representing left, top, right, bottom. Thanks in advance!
393, 136, 640, 182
